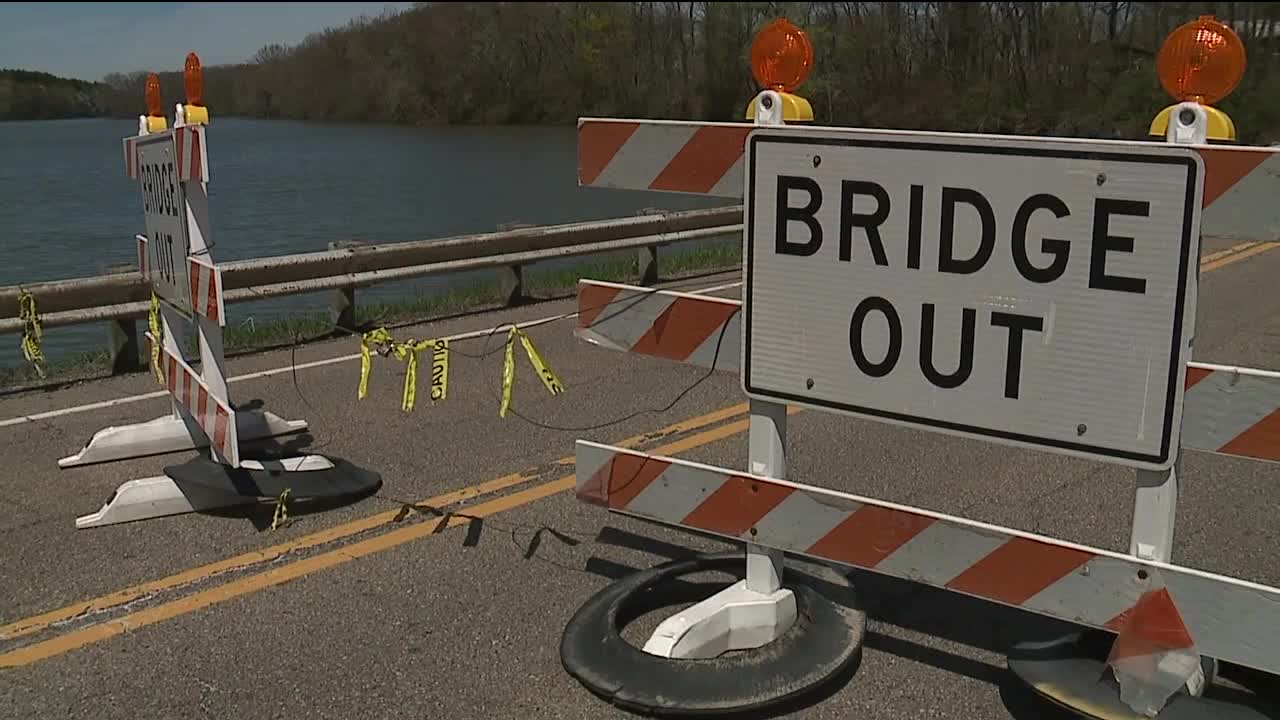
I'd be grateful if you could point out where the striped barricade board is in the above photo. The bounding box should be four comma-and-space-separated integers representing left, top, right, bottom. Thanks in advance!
145, 332, 239, 466
575, 439, 1280, 678
578, 118, 1280, 242
576, 281, 1280, 466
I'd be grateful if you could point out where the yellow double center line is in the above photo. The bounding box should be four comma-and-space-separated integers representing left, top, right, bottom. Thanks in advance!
1200, 240, 1280, 272
1, 401, 799, 669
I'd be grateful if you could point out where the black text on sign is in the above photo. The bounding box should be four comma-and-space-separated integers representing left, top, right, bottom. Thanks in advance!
773, 175, 1154, 400
743, 133, 1200, 469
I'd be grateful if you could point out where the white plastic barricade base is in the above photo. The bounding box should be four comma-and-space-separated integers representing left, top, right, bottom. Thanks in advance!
74, 473, 256, 529
74, 454, 376, 529
642, 580, 796, 659
57, 410, 308, 468
643, 541, 797, 659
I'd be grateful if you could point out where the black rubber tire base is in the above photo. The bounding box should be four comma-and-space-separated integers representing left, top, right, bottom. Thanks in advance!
560, 551, 866, 717
163, 453, 383, 500
1008, 632, 1269, 720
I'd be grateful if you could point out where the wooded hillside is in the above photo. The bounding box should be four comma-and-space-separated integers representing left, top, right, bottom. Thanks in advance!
0, 69, 110, 120
46, 3, 1280, 142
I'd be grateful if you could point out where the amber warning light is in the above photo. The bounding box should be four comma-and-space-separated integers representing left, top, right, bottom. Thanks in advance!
1149, 15, 1245, 142
1157, 15, 1246, 106
142, 72, 168, 132
751, 18, 813, 94
182, 52, 211, 126
745, 18, 815, 123
145, 73, 164, 117
184, 52, 204, 106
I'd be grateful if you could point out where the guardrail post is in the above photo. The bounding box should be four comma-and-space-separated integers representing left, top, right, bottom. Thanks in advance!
636, 208, 663, 286
498, 265, 524, 306
104, 262, 142, 375
327, 240, 363, 333
497, 222, 531, 306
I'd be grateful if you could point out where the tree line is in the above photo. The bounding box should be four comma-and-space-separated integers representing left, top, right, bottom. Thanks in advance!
14, 3, 1280, 143
0, 69, 111, 121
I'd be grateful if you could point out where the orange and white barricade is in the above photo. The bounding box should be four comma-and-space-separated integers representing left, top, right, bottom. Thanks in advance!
62, 55, 380, 529
560, 16, 1280, 719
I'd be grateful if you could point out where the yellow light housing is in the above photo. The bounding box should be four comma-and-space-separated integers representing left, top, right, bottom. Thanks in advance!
745, 93, 814, 122
1149, 16, 1243, 141
1149, 103, 1237, 142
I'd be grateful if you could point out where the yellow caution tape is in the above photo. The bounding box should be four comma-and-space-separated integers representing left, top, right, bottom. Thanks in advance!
270, 488, 291, 531
358, 327, 395, 400
148, 291, 164, 384
430, 339, 449, 401
392, 338, 433, 412
355, 324, 557, 417
16, 290, 45, 379
519, 329, 564, 396
500, 328, 517, 418
500, 327, 565, 418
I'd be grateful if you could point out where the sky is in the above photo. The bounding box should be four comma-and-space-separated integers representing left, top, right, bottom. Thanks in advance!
0, 2, 416, 81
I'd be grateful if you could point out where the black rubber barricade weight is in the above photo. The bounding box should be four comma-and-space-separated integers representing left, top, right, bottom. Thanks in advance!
560, 552, 866, 716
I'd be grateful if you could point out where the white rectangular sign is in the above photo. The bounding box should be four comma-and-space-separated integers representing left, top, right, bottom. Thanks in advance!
742, 129, 1204, 470
134, 131, 192, 315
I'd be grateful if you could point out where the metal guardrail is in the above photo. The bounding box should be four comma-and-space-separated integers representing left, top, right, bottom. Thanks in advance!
0, 206, 744, 374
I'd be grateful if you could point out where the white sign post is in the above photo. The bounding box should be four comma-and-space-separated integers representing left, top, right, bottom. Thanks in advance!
742, 130, 1204, 471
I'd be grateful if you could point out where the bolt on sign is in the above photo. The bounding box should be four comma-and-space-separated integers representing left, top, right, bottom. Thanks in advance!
742, 129, 1204, 471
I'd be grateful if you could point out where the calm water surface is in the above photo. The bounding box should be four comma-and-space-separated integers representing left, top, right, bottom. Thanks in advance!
0, 118, 725, 366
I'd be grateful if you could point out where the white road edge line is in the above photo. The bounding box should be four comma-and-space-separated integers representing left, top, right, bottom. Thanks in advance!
0, 280, 745, 428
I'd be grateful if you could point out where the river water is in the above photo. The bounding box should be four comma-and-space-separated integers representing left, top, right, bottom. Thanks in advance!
0, 118, 728, 367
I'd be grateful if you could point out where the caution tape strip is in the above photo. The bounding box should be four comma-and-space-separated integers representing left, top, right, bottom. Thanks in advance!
391, 338, 450, 412
357, 324, 562, 416
358, 327, 453, 412
271, 488, 291, 531
148, 291, 164, 384
501, 326, 564, 418
358, 328, 395, 400
429, 339, 450, 403
16, 290, 45, 379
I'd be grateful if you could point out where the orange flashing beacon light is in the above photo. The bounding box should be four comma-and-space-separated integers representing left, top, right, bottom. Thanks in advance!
144, 73, 168, 133
745, 18, 815, 123
182, 52, 211, 126
1149, 15, 1244, 142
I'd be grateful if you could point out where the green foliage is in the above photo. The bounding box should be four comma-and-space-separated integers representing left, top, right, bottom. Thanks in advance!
11, 3, 1280, 142
0, 69, 110, 120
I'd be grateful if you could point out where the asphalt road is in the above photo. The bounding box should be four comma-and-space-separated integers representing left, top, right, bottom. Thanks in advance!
2, 241, 1280, 720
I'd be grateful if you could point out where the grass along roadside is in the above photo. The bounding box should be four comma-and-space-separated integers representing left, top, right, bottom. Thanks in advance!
0, 239, 744, 390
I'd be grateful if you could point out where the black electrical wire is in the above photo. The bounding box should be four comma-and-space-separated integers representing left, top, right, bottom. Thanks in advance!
231, 279, 738, 437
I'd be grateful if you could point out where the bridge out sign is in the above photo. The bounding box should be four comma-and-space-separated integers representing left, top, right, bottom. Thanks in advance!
741, 128, 1204, 470
132, 130, 193, 316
